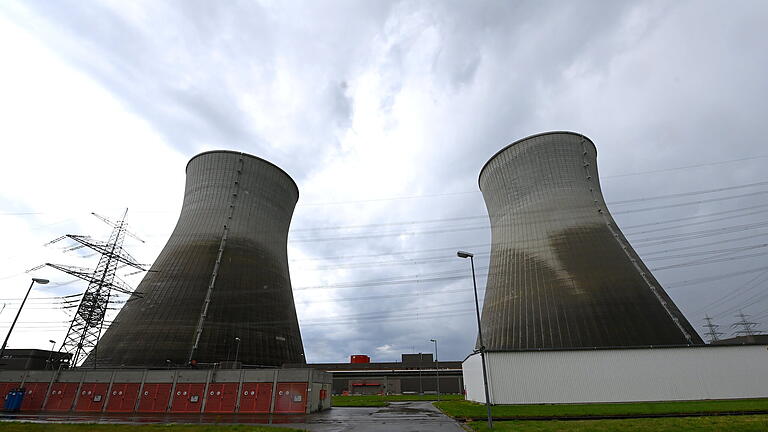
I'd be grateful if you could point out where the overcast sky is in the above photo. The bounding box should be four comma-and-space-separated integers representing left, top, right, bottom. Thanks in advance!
1, 0, 767, 364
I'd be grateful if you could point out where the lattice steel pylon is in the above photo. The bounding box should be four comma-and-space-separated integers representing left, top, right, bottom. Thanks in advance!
702, 315, 723, 343
43, 210, 145, 367
731, 311, 760, 338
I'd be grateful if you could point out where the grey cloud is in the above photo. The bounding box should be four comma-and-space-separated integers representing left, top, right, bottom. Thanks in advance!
6, 0, 768, 361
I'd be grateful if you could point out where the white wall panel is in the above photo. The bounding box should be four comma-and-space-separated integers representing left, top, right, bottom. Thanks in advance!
463, 345, 768, 404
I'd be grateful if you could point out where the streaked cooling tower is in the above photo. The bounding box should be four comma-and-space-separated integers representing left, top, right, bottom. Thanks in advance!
87, 151, 305, 367
479, 132, 703, 350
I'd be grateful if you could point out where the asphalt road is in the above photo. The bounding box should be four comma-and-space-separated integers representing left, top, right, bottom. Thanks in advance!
0, 401, 466, 431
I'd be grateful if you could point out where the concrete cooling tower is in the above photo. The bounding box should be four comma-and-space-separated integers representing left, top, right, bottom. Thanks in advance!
478, 132, 703, 350
87, 151, 305, 367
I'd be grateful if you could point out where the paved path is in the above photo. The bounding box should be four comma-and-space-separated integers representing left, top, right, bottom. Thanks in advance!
285, 401, 466, 431
0, 401, 466, 432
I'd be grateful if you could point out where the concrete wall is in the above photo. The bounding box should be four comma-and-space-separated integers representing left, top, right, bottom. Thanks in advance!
478, 132, 702, 350
463, 345, 768, 404
90, 151, 305, 368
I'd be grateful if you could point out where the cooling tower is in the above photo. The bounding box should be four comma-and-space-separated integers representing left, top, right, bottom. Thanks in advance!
478, 132, 703, 350
87, 151, 305, 367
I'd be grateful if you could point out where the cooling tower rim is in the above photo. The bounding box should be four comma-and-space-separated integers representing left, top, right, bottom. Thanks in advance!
186, 150, 299, 197
478, 131, 596, 189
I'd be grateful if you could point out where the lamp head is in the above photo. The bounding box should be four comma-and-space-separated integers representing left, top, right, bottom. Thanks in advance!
235, 337, 241, 342
456, 251, 473, 259
430, 339, 436, 342
49, 340, 56, 344
32, 278, 49, 284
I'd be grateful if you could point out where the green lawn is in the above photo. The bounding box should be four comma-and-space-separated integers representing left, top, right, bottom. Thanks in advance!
0, 424, 304, 432
435, 398, 768, 420
332, 394, 464, 407
467, 415, 768, 431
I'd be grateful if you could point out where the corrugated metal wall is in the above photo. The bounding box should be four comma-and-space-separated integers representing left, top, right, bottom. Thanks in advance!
463, 346, 768, 404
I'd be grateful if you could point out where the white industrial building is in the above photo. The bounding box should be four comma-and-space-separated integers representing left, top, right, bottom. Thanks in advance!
463, 344, 768, 404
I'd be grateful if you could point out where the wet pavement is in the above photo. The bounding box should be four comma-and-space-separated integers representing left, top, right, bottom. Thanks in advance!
0, 401, 466, 431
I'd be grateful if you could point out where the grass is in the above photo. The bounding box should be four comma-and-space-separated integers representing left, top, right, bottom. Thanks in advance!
0, 424, 304, 432
332, 394, 464, 407
467, 415, 768, 431
435, 398, 768, 420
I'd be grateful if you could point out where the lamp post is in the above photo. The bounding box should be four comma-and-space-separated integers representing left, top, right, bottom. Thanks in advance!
457, 250, 493, 430
430, 339, 440, 402
46, 339, 56, 369
234, 337, 241, 365
0, 278, 50, 362
418, 352, 423, 395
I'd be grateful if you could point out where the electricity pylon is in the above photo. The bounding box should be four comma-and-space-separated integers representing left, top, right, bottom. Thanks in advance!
731, 311, 760, 338
702, 315, 723, 343
38, 210, 146, 367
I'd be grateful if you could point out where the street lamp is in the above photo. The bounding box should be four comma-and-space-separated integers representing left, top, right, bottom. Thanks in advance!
418, 352, 423, 395
46, 340, 56, 369
430, 339, 440, 402
234, 337, 241, 365
0, 278, 50, 362
457, 250, 493, 430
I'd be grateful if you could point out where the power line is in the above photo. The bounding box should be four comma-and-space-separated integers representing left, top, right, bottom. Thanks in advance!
624, 208, 768, 236
613, 190, 768, 215
632, 221, 768, 246
693, 268, 768, 314
609, 180, 768, 205
666, 265, 768, 289
288, 201, 768, 243
602, 154, 768, 178
643, 243, 768, 262
650, 250, 768, 272
622, 203, 768, 230
710, 275, 768, 320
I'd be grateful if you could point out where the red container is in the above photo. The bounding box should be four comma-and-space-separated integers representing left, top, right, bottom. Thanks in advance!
20, 382, 49, 411
238, 382, 273, 413
350, 354, 370, 364
170, 383, 205, 413
105, 383, 140, 412
137, 383, 172, 413
203, 382, 238, 413
44, 382, 79, 411
274, 382, 307, 414
75, 383, 109, 412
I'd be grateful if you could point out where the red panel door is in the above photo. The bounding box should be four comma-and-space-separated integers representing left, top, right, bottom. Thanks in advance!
239, 382, 272, 413
20, 382, 49, 411
44, 382, 79, 411
75, 383, 109, 412
137, 383, 172, 413
274, 382, 307, 414
170, 383, 205, 413
203, 382, 238, 413
289, 382, 308, 413
105, 383, 140, 412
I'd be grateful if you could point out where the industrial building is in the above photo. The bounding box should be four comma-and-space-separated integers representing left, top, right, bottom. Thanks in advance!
463, 345, 768, 404
89, 151, 305, 368
463, 132, 767, 405
478, 131, 703, 349
0, 349, 71, 371
0, 367, 331, 414
292, 354, 464, 395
